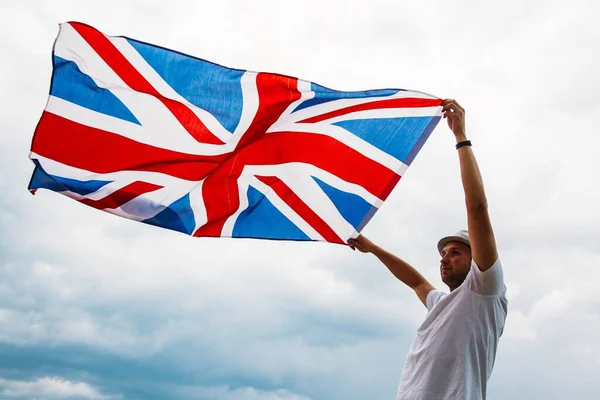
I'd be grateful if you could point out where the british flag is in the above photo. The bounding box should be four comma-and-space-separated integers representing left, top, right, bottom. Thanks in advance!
28, 21, 442, 244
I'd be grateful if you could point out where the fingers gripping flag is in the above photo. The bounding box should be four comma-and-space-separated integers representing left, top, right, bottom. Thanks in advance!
28, 22, 443, 244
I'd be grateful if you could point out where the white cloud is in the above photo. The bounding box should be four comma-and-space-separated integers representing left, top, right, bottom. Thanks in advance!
503, 310, 536, 341
174, 385, 313, 400
0, 377, 119, 400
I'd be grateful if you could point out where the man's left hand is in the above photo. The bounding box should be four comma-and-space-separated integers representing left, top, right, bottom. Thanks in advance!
442, 99, 467, 140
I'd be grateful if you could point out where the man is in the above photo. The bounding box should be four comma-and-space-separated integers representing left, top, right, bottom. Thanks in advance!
348, 99, 508, 400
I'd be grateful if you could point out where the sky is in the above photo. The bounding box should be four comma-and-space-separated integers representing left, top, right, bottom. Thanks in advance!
1, 0, 599, 399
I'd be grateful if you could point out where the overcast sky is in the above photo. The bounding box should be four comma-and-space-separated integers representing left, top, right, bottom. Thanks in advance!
1, 0, 599, 399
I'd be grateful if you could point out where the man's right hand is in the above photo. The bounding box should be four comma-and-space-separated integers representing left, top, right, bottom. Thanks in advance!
347, 234, 377, 253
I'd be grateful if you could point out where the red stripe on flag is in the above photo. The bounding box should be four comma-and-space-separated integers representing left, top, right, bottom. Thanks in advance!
192, 168, 241, 238
256, 176, 344, 244
240, 132, 398, 198
194, 131, 398, 237
80, 180, 162, 210
234, 73, 302, 151
32, 112, 226, 181
298, 97, 442, 123
69, 22, 224, 145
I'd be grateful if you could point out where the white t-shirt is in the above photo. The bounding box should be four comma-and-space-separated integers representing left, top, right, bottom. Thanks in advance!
396, 258, 508, 400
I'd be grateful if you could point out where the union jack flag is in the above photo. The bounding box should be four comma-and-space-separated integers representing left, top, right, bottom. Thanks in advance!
28, 21, 442, 244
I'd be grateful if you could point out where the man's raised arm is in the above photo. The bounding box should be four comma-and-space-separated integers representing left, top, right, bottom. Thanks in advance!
442, 99, 498, 271
348, 235, 434, 307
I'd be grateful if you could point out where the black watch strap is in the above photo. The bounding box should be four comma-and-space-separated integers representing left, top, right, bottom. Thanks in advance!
456, 140, 472, 149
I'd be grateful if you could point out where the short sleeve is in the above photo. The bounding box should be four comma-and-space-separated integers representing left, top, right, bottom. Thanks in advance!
426, 289, 446, 311
464, 257, 506, 296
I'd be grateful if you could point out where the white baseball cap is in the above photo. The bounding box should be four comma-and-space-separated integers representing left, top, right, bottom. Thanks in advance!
437, 229, 471, 255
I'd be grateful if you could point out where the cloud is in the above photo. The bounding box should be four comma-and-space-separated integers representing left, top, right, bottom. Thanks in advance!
0, 377, 119, 400
172, 385, 313, 400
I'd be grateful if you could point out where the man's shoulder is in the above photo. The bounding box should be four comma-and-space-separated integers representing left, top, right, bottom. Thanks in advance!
464, 257, 506, 297
471, 256, 503, 273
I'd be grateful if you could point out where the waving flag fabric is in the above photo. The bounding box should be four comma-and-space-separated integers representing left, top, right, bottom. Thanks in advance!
28, 21, 442, 244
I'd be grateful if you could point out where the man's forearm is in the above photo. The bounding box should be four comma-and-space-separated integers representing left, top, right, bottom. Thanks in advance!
348, 235, 433, 307
455, 134, 488, 211
371, 245, 429, 289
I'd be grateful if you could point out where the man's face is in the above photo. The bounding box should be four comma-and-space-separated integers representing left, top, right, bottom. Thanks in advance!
440, 241, 471, 290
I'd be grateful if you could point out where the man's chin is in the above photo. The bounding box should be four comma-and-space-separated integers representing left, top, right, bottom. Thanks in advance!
442, 274, 467, 289
441, 276, 454, 286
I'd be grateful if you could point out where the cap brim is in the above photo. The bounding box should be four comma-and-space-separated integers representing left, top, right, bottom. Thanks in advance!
437, 236, 471, 255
